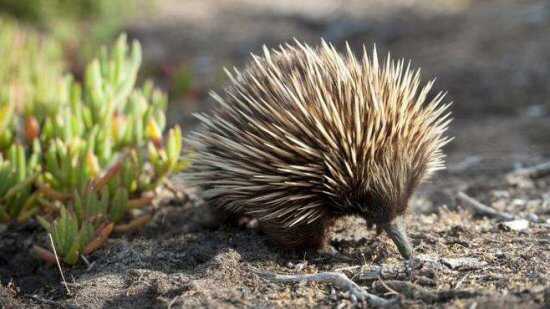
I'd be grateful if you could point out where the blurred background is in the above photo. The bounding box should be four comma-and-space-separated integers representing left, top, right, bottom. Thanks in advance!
2, 0, 550, 174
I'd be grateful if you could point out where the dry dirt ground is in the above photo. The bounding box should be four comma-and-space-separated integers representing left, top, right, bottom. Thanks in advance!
1, 0, 550, 308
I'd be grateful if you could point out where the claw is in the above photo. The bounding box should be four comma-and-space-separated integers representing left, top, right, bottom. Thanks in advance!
317, 245, 354, 262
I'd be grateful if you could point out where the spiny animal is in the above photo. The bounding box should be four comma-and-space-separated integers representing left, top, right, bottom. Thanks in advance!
187, 40, 452, 260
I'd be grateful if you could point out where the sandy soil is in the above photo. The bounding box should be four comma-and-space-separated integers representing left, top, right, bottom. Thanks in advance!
1, 0, 550, 308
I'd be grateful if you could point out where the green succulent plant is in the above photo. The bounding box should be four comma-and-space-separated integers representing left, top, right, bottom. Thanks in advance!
0, 144, 39, 223
0, 19, 188, 265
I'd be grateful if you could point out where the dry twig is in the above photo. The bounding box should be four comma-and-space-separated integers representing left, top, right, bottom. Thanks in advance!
48, 233, 71, 295
255, 270, 397, 306
377, 275, 400, 296
507, 161, 550, 180
457, 192, 515, 221
373, 280, 481, 303
80, 255, 95, 272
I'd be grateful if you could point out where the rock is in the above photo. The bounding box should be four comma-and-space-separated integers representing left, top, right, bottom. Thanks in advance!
498, 219, 530, 232
526, 213, 542, 223
441, 257, 487, 270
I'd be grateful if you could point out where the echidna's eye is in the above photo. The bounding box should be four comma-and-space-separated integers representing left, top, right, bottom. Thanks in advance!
354, 202, 369, 213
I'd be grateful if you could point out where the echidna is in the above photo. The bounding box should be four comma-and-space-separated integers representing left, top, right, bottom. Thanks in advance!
187, 40, 452, 260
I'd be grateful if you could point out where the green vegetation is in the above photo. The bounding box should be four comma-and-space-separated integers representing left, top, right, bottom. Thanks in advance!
0, 19, 187, 265
0, 0, 130, 24
0, 0, 146, 65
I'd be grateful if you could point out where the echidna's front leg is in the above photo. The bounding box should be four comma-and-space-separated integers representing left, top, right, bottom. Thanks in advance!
260, 216, 336, 252
206, 206, 260, 230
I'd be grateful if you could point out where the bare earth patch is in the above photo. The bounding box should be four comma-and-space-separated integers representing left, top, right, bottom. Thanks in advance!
1, 167, 549, 307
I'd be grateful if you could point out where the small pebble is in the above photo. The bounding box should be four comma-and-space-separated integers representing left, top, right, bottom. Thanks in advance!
511, 199, 525, 207
527, 213, 542, 223
499, 219, 529, 232
491, 190, 509, 199
441, 257, 487, 270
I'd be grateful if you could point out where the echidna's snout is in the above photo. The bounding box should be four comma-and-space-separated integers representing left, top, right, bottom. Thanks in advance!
382, 215, 412, 260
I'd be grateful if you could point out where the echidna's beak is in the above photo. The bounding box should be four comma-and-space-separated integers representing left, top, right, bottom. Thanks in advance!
382, 215, 412, 259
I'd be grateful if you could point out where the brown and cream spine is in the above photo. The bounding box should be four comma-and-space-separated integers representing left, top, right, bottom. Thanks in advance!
186, 40, 452, 259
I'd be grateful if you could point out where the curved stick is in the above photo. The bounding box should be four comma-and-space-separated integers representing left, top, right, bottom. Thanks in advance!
255, 270, 397, 306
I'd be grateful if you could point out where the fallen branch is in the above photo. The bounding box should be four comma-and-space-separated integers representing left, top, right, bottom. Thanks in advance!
447, 156, 481, 173
507, 161, 550, 180
456, 192, 515, 221
372, 280, 481, 303
255, 270, 397, 306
